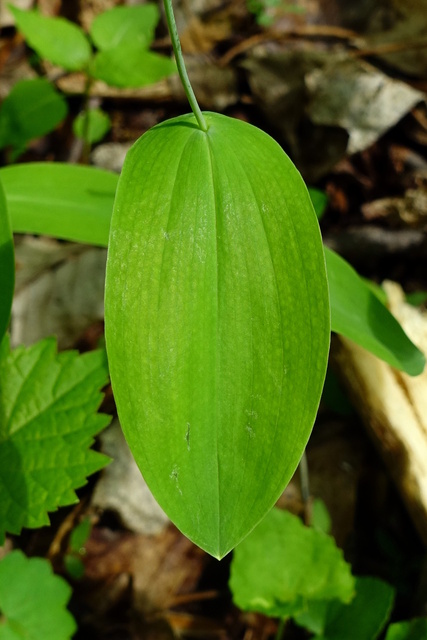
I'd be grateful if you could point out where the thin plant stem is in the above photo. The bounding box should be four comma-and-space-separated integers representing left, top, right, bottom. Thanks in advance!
275, 618, 286, 640
299, 449, 310, 505
163, 0, 207, 132
80, 73, 94, 164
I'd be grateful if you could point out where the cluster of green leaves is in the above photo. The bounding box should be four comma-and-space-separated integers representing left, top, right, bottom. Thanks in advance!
0, 4, 176, 158
230, 506, 427, 640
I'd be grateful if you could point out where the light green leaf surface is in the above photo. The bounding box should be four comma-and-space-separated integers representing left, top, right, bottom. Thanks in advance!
326, 247, 425, 376
229, 508, 354, 618
0, 335, 110, 542
297, 576, 394, 640
92, 44, 176, 88
0, 162, 117, 246
73, 107, 111, 144
9, 6, 91, 71
0, 550, 76, 640
90, 3, 159, 50
105, 111, 330, 558
0, 180, 14, 341
0, 78, 68, 155
385, 618, 427, 640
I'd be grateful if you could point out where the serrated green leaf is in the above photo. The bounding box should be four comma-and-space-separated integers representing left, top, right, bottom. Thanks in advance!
0, 180, 14, 341
73, 108, 111, 144
92, 44, 176, 88
303, 577, 395, 640
9, 6, 91, 71
0, 335, 110, 542
229, 508, 354, 618
0, 550, 76, 640
0, 163, 118, 246
90, 3, 159, 51
326, 247, 425, 376
385, 618, 427, 640
105, 111, 330, 558
0, 78, 68, 155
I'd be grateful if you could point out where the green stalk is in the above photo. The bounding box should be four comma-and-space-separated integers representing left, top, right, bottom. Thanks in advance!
163, 0, 207, 132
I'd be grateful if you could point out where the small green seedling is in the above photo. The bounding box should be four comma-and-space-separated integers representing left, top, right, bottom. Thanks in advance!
64, 517, 92, 580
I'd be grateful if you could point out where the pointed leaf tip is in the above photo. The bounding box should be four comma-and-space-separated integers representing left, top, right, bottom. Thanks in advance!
105, 112, 330, 556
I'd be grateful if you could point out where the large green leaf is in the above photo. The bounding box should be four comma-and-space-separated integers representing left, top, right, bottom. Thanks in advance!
105, 111, 330, 558
0, 550, 76, 640
0, 78, 68, 157
9, 6, 91, 71
90, 3, 159, 51
229, 507, 354, 618
385, 618, 427, 640
0, 335, 110, 542
92, 44, 176, 88
0, 163, 117, 246
326, 247, 425, 376
0, 180, 14, 341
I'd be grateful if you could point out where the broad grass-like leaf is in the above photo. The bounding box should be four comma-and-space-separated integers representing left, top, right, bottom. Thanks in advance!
0, 78, 68, 157
229, 508, 354, 618
73, 107, 111, 144
0, 550, 76, 640
0, 162, 117, 246
105, 112, 330, 558
326, 247, 425, 376
90, 3, 159, 50
9, 6, 91, 71
385, 618, 427, 640
92, 44, 176, 88
0, 180, 14, 341
295, 577, 394, 640
0, 335, 110, 542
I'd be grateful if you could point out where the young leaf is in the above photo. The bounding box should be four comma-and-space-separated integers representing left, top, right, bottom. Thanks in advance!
0, 550, 76, 640
385, 618, 427, 640
295, 576, 395, 640
0, 179, 14, 341
308, 187, 328, 220
90, 3, 159, 51
0, 78, 68, 156
9, 6, 91, 71
325, 247, 425, 376
0, 162, 118, 246
73, 107, 111, 145
105, 112, 330, 558
229, 507, 354, 618
0, 335, 110, 542
92, 44, 176, 88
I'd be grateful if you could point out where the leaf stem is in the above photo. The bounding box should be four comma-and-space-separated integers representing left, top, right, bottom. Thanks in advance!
275, 618, 286, 640
163, 0, 207, 132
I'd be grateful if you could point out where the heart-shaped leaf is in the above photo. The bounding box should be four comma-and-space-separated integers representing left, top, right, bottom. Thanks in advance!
105, 112, 330, 558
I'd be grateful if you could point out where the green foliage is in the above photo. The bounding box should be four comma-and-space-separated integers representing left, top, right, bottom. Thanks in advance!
326, 247, 425, 375
0, 180, 14, 341
385, 618, 427, 639
90, 3, 160, 50
0, 163, 118, 246
64, 517, 92, 579
9, 5, 92, 71
405, 291, 427, 307
105, 111, 330, 558
0, 79, 68, 159
247, 0, 304, 27
0, 335, 110, 542
73, 107, 111, 144
308, 187, 328, 220
92, 44, 176, 88
311, 498, 332, 534
0, 550, 76, 640
229, 507, 355, 618
295, 577, 395, 639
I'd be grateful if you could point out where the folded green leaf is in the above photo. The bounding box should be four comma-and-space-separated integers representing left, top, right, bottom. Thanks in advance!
295, 576, 395, 640
0, 335, 110, 542
0, 78, 68, 156
105, 112, 330, 558
326, 247, 425, 376
385, 618, 427, 640
0, 180, 14, 341
73, 107, 111, 144
229, 507, 354, 618
0, 162, 117, 246
90, 3, 159, 51
9, 5, 91, 71
92, 44, 176, 88
0, 550, 76, 640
